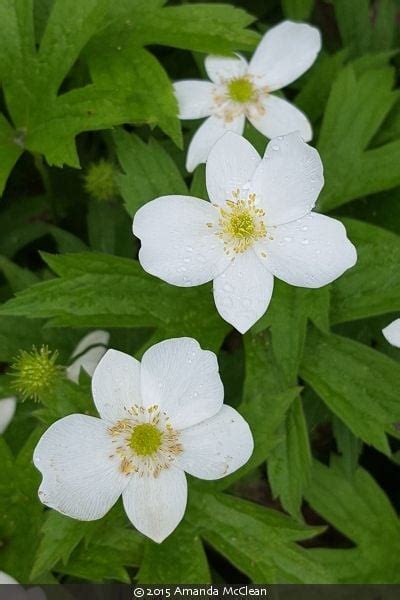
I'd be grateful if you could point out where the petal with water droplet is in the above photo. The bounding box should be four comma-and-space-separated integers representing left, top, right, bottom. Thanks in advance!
213, 250, 274, 333
255, 213, 357, 288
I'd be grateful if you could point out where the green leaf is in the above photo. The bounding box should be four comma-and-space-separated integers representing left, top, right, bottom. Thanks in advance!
87, 45, 181, 146
114, 130, 187, 217
317, 65, 400, 211
250, 283, 328, 518
305, 458, 400, 583
31, 512, 93, 579
0, 430, 45, 582
300, 325, 400, 454
332, 417, 363, 478
331, 219, 400, 324
334, 0, 397, 57
58, 508, 143, 582
216, 330, 300, 491
87, 199, 134, 257
0, 255, 39, 292
0, 252, 229, 352
268, 399, 311, 521
281, 0, 315, 20
189, 491, 332, 583
138, 521, 210, 584
0, 113, 23, 195
104, 4, 259, 54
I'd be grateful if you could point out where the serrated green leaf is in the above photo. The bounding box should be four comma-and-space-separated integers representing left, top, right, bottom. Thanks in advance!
138, 521, 210, 584
0, 429, 45, 582
0, 252, 229, 352
300, 325, 400, 454
250, 283, 328, 518
31, 512, 93, 579
103, 4, 259, 54
268, 398, 311, 521
58, 508, 143, 583
331, 219, 400, 324
114, 130, 187, 217
189, 491, 333, 583
87, 45, 181, 146
317, 65, 400, 211
306, 458, 400, 583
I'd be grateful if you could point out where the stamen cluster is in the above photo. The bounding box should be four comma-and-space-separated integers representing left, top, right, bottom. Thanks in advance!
108, 404, 183, 478
212, 76, 269, 124
212, 191, 267, 255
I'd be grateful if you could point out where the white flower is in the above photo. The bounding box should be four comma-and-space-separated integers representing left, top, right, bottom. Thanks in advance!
66, 330, 110, 383
133, 132, 357, 333
174, 20, 321, 171
382, 319, 400, 347
0, 397, 16, 434
33, 338, 253, 543
0, 571, 45, 599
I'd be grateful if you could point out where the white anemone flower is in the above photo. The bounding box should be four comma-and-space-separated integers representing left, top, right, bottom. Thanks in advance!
133, 132, 357, 334
0, 571, 45, 600
382, 319, 400, 348
66, 330, 110, 383
174, 20, 321, 172
0, 397, 16, 434
33, 338, 253, 543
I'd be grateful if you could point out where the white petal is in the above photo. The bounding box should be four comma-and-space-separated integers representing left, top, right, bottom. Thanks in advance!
173, 80, 214, 119
66, 330, 109, 383
0, 397, 16, 434
122, 467, 187, 543
0, 571, 19, 584
33, 414, 128, 520
186, 114, 245, 173
205, 54, 248, 84
213, 250, 274, 333
251, 132, 323, 226
249, 94, 312, 142
206, 131, 261, 207
256, 213, 357, 288
382, 319, 400, 348
133, 195, 229, 286
248, 21, 321, 90
177, 405, 253, 480
140, 338, 224, 429
92, 349, 141, 423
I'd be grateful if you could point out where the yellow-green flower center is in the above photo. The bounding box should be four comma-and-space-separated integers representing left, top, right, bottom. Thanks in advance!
129, 423, 163, 456
228, 77, 255, 103
213, 192, 267, 255
228, 211, 256, 239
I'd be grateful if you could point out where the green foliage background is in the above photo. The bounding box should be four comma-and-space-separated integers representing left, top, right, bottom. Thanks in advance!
0, 0, 400, 585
